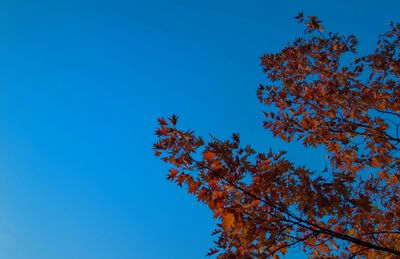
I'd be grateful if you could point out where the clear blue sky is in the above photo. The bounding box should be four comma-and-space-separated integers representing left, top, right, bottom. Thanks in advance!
0, 0, 398, 258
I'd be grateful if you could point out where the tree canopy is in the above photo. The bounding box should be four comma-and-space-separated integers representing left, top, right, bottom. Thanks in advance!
153, 14, 400, 258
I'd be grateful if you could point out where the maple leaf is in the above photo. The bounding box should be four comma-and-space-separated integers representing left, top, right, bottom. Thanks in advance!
157, 117, 167, 126
203, 151, 216, 161
207, 248, 219, 256
169, 114, 178, 126
222, 213, 235, 231
251, 200, 260, 207
167, 168, 179, 181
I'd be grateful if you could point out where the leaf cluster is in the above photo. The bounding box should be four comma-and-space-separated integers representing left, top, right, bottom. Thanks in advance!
154, 15, 400, 258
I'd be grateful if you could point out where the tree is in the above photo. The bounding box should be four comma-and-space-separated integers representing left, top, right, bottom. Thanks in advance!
153, 14, 400, 258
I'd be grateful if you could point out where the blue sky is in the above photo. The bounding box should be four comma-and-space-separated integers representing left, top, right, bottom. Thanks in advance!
0, 0, 399, 258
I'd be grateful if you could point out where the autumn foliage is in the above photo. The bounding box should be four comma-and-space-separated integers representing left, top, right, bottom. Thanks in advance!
153, 14, 400, 258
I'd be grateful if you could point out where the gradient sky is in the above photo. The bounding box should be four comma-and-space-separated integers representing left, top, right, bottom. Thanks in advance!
0, 0, 399, 258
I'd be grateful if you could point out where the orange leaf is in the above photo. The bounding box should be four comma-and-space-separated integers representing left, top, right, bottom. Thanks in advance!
167, 168, 179, 181
251, 200, 261, 207
222, 213, 235, 231
203, 151, 216, 161
371, 157, 380, 167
